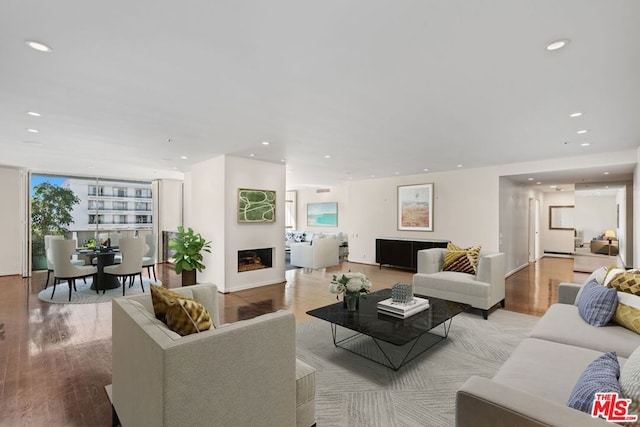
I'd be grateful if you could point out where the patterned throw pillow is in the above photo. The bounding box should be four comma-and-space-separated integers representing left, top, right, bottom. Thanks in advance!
442, 243, 481, 275
620, 346, 640, 421
577, 279, 618, 327
613, 292, 640, 334
608, 271, 640, 295
165, 298, 213, 336
567, 352, 621, 413
150, 284, 194, 323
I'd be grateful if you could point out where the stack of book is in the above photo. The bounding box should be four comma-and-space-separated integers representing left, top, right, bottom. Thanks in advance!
377, 296, 430, 318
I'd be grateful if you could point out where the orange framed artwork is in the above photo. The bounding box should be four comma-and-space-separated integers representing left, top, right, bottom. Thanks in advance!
397, 183, 433, 231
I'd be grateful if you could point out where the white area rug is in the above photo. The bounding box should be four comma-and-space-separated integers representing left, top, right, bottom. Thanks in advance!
297, 309, 539, 427
37, 276, 160, 304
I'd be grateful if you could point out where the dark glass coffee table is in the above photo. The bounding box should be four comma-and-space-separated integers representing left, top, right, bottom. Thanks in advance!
306, 288, 470, 370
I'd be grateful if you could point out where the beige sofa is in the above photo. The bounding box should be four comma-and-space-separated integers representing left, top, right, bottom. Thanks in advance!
412, 248, 505, 319
110, 283, 316, 427
290, 237, 339, 269
456, 281, 640, 426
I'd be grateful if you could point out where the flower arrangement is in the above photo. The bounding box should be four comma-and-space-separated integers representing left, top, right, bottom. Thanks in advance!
329, 272, 372, 298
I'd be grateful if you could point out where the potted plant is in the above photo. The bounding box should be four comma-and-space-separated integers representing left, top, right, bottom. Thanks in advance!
169, 226, 212, 286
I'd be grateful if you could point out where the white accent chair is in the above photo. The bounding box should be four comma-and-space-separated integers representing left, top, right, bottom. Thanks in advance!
50, 239, 98, 301
412, 248, 505, 319
110, 283, 316, 427
142, 234, 156, 281
290, 237, 340, 270
104, 237, 145, 296
44, 235, 84, 289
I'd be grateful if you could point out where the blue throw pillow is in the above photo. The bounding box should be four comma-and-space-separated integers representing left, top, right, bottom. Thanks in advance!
567, 352, 621, 413
577, 279, 618, 326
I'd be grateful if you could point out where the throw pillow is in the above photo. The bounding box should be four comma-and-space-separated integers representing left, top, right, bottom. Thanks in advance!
165, 298, 213, 336
612, 291, 640, 334
620, 346, 640, 421
609, 271, 640, 295
577, 279, 618, 327
567, 351, 621, 414
442, 243, 481, 275
604, 268, 640, 288
150, 284, 194, 323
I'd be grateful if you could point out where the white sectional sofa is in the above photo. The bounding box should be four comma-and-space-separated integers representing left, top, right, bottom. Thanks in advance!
412, 248, 506, 319
456, 280, 640, 426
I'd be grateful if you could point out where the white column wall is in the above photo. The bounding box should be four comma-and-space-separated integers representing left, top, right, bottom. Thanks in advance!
0, 166, 24, 276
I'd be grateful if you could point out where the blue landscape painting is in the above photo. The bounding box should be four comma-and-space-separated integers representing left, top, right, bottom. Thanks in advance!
307, 202, 338, 226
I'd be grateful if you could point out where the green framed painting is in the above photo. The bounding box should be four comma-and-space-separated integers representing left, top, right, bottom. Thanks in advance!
238, 188, 276, 223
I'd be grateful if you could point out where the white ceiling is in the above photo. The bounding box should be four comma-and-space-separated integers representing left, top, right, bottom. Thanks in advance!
1, 1, 639, 188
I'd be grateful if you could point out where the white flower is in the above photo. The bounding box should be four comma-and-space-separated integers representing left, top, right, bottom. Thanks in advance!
329, 282, 345, 294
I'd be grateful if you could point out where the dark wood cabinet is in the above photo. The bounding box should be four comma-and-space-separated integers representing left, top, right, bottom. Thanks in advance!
375, 238, 448, 270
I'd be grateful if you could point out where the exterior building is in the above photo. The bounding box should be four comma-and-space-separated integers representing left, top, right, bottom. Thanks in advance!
62, 178, 153, 241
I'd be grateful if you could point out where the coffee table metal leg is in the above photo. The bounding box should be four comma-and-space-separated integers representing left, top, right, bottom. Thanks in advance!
329, 317, 456, 371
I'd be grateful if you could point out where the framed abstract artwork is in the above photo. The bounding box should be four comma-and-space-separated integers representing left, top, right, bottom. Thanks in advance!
238, 188, 276, 223
307, 202, 338, 227
397, 183, 433, 231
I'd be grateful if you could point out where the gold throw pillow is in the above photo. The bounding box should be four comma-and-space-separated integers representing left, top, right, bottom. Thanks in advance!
165, 298, 213, 336
150, 284, 194, 323
442, 243, 481, 275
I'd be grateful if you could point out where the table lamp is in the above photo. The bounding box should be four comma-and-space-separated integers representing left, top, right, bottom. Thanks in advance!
604, 230, 616, 240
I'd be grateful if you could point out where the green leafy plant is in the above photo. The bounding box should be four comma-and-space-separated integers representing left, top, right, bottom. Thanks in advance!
169, 226, 212, 274
31, 182, 80, 255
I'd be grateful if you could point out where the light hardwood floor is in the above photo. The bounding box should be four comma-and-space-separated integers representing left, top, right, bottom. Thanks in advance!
0, 256, 590, 425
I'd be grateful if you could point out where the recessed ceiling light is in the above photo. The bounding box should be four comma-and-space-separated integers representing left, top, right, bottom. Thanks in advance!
536, 182, 542, 185
26, 128, 39, 133
370, 174, 375, 178
27, 111, 41, 117
604, 172, 610, 175
605, 186, 609, 189
550, 185, 557, 189
261, 141, 270, 146
394, 172, 400, 175
25, 40, 53, 53
172, 166, 178, 170
423, 168, 429, 172
87, 165, 96, 169
280, 159, 286, 163
577, 129, 588, 134
546, 39, 569, 51
457, 164, 463, 168
180, 155, 187, 160
581, 142, 591, 147
528, 178, 534, 181
249, 153, 255, 157
324, 155, 332, 159
569, 112, 582, 118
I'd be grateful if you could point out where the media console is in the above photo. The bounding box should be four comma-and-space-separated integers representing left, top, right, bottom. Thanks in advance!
375, 238, 449, 271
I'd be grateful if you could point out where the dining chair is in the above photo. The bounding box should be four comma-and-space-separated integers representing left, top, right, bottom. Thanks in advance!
104, 237, 145, 296
44, 235, 85, 289
142, 234, 157, 281
51, 239, 98, 301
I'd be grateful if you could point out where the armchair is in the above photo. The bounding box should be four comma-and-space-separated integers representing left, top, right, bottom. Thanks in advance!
110, 283, 315, 427
412, 248, 505, 319
290, 237, 339, 269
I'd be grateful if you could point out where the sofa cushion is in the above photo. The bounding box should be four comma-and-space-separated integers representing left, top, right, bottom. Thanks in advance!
620, 345, 640, 421
493, 338, 620, 405
577, 279, 618, 327
530, 303, 640, 358
613, 291, 640, 335
414, 271, 488, 298
165, 298, 213, 336
443, 243, 480, 275
567, 352, 621, 414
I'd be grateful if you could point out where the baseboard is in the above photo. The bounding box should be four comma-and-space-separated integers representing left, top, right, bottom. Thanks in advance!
506, 263, 529, 278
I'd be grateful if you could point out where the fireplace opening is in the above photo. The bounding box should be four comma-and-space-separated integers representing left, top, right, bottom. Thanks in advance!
238, 248, 273, 272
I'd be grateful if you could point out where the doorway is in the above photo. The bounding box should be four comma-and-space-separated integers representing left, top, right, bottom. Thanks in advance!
528, 198, 540, 263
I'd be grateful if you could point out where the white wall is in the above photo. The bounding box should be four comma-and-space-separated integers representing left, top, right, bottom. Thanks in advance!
575, 193, 617, 243
499, 177, 535, 275
0, 166, 24, 276
294, 185, 348, 235
346, 168, 500, 266
155, 179, 183, 262
185, 155, 286, 292
541, 191, 575, 254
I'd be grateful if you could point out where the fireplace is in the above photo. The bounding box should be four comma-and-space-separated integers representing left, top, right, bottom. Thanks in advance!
238, 248, 273, 272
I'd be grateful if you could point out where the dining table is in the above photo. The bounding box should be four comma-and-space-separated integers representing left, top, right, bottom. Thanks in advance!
76, 248, 121, 291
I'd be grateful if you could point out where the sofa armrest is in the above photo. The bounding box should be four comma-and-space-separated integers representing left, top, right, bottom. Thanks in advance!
457, 376, 610, 427
558, 282, 582, 305
476, 252, 505, 304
